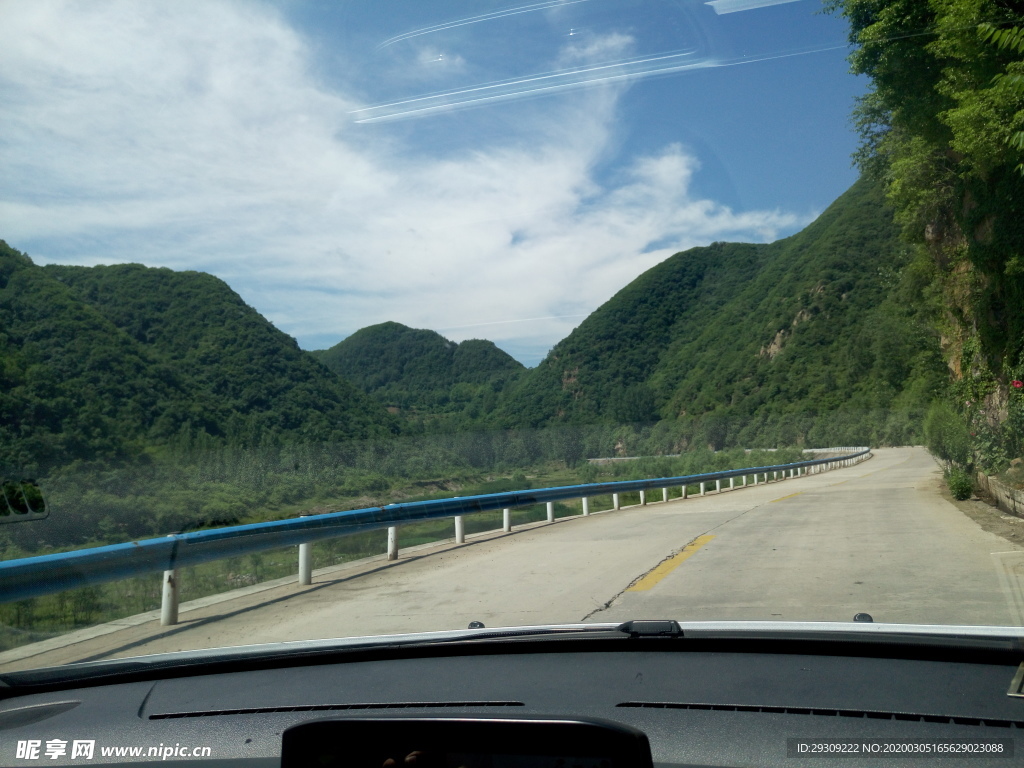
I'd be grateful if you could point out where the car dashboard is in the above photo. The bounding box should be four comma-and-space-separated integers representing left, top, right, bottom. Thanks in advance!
1, 625, 1023, 768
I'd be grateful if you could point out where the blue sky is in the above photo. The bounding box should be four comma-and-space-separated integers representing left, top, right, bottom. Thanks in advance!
0, 0, 863, 366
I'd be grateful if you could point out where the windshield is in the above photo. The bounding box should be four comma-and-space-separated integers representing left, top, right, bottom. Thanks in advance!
1, 0, 1023, 672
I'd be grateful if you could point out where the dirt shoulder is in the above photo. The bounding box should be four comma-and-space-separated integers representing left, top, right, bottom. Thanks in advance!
937, 475, 1024, 547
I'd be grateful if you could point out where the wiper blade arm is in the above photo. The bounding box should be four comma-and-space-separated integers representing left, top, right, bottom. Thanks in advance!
616, 620, 684, 638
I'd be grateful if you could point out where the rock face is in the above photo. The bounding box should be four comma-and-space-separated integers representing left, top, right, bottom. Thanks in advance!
760, 329, 787, 360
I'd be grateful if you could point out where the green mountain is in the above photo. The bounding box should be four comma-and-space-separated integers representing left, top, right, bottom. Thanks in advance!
492, 177, 945, 447
0, 242, 395, 473
0, 175, 946, 473
313, 322, 524, 424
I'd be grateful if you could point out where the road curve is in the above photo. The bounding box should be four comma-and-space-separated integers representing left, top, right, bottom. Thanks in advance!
3, 447, 1022, 671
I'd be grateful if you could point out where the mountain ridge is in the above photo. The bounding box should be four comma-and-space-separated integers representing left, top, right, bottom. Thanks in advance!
0, 175, 943, 472
0, 244, 396, 473
313, 322, 524, 426
489, 177, 943, 446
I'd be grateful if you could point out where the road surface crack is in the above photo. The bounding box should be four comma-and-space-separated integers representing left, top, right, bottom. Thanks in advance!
579, 505, 763, 622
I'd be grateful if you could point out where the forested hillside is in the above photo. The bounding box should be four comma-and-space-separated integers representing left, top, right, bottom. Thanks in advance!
493, 177, 945, 448
1, 172, 949, 475
314, 322, 524, 427
0, 242, 395, 475
827, 0, 1024, 478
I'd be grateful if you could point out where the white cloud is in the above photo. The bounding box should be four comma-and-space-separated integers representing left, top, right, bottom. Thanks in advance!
0, 0, 808, 366
558, 31, 635, 65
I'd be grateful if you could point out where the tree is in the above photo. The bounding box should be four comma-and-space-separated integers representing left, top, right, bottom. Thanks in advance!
978, 22, 1024, 172
829, 0, 1024, 465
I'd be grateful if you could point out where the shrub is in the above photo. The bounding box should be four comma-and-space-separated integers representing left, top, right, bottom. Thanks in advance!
946, 468, 973, 500
924, 401, 972, 468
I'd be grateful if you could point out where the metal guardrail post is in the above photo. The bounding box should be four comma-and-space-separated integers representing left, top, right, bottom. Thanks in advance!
582, 497, 590, 516
613, 493, 620, 510
640, 490, 647, 505
298, 514, 313, 584
387, 526, 398, 561
161, 569, 178, 626
503, 508, 511, 532
298, 543, 312, 584
682, 484, 688, 499
160, 537, 178, 626
546, 501, 554, 523
662, 488, 668, 503
455, 516, 465, 543
716, 479, 722, 493
700, 481, 705, 495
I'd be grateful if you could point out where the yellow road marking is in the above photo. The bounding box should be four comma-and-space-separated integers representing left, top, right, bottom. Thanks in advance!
626, 535, 715, 592
771, 491, 804, 503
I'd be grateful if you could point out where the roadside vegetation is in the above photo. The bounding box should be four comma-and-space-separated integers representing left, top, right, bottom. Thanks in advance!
0, 443, 800, 651
828, 0, 1024, 491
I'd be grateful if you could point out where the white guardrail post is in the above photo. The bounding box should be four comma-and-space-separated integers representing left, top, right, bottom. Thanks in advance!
503, 508, 511, 532
546, 501, 554, 523
582, 497, 590, 516
298, 514, 313, 583
613, 493, 620, 510
640, 490, 647, 505
455, 516, 465, 543
700, 481, 705, 495
662, 488, 668, 503
160, 534, 179, 626
387, 526, 398, 561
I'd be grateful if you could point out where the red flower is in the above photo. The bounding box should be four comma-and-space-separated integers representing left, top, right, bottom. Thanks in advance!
1013, 380, 1023, 389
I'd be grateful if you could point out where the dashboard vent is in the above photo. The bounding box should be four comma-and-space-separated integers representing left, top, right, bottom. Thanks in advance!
150, 701, 524, 720
616, 702, 1024, 729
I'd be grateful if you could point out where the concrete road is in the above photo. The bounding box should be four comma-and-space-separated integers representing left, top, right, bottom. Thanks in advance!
4, 447, 1023, 671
